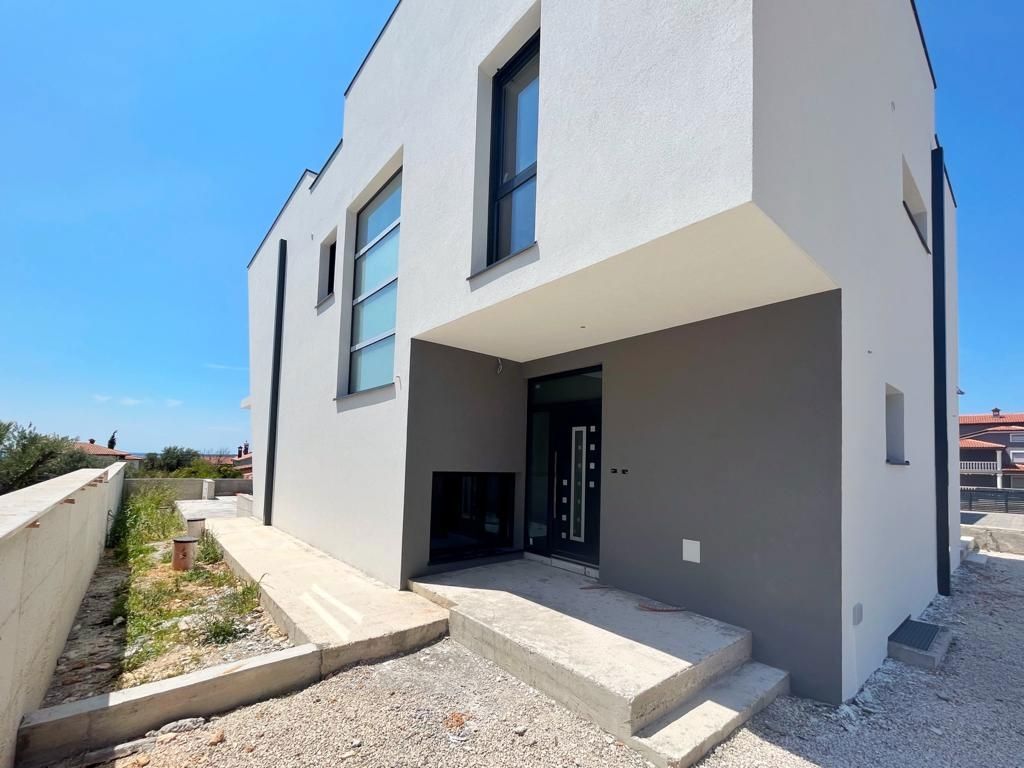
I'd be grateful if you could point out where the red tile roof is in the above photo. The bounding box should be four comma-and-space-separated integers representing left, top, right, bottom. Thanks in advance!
75, 442, 141, 460
974, 425, 1024, 432
960, 438, 1004, 450
960, 412, 1024, 425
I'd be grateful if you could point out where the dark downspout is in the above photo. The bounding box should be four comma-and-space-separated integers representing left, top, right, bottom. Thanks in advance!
931, 146, 951, 596
263, 239, 287, 526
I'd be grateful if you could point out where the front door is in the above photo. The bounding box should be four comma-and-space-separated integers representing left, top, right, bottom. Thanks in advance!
526, 368, 602, 566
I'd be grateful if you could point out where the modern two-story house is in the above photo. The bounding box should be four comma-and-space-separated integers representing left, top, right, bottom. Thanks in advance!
245, 0, 959, 705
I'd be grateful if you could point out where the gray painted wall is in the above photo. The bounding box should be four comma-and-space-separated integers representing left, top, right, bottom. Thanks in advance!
403, 291, 843, 701
402, 341, 527, 582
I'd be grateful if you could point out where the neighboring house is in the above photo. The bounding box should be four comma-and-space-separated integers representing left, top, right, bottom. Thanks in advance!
959, 409, 1024, 488
245, 0, 958, 704
75, 439, 142, 469
234, 443, 253, 480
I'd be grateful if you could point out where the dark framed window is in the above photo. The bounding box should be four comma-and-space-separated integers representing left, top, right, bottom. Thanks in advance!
326, 241, 337, 296
430, 471, 515, 563
488, 33, 539, 265
349, 171, 401, 393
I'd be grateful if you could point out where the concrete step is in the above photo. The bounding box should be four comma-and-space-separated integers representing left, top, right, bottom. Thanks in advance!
410, 559, 752, 738
628, 661, 790, 768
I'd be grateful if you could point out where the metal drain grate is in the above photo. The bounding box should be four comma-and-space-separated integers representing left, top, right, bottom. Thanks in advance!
889, 618, 940, 651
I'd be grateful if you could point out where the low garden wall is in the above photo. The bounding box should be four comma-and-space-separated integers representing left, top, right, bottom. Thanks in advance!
123, 478, 252, 501
0, 463, 126, 768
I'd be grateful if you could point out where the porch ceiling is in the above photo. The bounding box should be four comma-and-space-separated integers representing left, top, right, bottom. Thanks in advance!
416, 202, 836, 363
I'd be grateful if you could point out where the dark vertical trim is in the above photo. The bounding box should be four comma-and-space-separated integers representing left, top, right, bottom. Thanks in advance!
931, 147, 951, 595
264, 239, 287, 526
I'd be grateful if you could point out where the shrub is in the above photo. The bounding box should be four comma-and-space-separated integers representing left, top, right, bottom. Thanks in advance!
0, 421, 91, 494
110, 485, 182, 566
202, 616, 242, 644
222, 579, 261, 615
197, 531, 223, 564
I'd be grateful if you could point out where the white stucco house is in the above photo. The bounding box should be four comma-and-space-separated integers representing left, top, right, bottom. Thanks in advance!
245, 0, 959, 706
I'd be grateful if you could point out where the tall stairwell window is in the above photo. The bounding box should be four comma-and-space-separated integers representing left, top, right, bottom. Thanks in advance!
488, 33, 539, 265
349, 171, 402, 393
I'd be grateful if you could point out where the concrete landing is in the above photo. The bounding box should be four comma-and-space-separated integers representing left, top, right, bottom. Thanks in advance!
410, 559, 758, 740
207, 517, 447, 674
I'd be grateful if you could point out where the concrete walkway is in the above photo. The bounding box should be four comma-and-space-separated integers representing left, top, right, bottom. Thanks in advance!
176, 497, 237, 520
961, 510, 1024, 554
204, 516, 447, 674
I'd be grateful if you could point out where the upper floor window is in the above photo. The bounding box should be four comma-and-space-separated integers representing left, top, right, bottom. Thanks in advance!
349, 171, 401, 393
488, 33, 539, 265
317, 237, 337, 304
1010, 434, 1024, 444
902, 157, 929, 253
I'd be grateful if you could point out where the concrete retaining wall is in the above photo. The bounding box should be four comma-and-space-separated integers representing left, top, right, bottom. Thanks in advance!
235, 494, 255, 518
214, 478, 253, 497
123, 478, 253, 501
16, 644, 321, 767
0, 464, 126, 768
124, 478, 205, 500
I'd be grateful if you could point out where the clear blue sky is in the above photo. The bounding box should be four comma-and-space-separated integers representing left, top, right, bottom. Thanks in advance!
0, 1, 395, 453
0, 2, 1019, 453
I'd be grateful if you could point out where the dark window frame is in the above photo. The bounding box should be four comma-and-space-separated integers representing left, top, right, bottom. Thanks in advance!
326, 240, 337, 297
349, 169, 402, 394
487, 32, 540, 266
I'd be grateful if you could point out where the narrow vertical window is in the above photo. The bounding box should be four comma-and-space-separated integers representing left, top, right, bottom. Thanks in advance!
317, 235, 338, 305
489, 33, 539, 265
885, 384, 906, 464
349, 172, 401, 393
326, 241, 337, 297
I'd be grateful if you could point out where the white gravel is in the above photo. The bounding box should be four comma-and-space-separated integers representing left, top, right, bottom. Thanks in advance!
701, 552, 1024, 768
103, 552, 1024, 768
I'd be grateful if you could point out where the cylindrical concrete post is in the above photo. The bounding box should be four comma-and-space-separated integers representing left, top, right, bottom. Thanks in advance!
186, 518, 206, 539
172, 536, 198, 571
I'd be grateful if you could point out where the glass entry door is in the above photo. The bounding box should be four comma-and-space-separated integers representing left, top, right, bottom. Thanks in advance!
526, 368, 602, 566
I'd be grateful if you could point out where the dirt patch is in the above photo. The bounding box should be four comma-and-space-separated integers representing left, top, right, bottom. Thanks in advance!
42, 543, 290, 707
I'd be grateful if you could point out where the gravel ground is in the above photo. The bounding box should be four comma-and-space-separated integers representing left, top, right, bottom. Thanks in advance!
701, 552, 1024, 768
103, 640, 649, 768
100, 552, 1024, 768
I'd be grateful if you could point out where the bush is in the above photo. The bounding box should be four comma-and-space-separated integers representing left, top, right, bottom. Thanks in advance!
110, 486, 182, 566
222, 579, 261, 615
197, 531, 223, 564
202, 616, 243, 644
0, 421, 91, 494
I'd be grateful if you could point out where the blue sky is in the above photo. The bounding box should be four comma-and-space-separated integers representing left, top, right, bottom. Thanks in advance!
0, 2, 1019, 453
917, 1, 1024, 415
0, 1, 395, 452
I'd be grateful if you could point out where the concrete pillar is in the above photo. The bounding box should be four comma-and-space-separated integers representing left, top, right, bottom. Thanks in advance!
186, 518, 206, 538
201, 479, 215, 500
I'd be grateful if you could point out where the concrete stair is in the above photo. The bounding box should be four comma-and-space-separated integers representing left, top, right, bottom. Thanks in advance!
410, 559, 788, 767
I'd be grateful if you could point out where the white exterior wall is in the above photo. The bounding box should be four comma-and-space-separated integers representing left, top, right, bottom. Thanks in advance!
752, 1, 953, 698
246, 0, 956, 697
247, 0, 759, 587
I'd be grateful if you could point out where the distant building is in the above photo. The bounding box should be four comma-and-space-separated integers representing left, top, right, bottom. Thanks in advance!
75, 439, 142, 468
959, 408, 1024, 488
234, 442, 252, 480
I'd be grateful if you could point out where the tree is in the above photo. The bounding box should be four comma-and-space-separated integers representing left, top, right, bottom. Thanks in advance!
0, 421, 91, 495
157, 446, 201, 473
107, 430, 118, 450
171, 458, 243, 479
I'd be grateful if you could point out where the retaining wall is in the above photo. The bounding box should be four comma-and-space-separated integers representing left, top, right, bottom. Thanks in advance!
123, 478, 253, 501
0, 464, 126, 768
